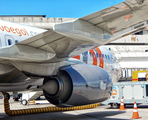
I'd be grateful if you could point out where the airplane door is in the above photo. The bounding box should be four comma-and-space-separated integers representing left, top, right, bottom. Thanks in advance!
82, 51, 88, 64
5, 35, 14, 46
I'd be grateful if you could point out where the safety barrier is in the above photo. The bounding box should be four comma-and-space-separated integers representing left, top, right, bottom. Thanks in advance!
3, 93, 100, 116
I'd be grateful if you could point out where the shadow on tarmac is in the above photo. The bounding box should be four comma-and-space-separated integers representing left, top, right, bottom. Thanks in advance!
126, 104, 148, 109
106, 104, 148, 109
0, 109, 126, 120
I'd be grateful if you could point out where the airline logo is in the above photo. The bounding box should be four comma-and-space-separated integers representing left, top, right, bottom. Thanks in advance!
0, 25, 29, 37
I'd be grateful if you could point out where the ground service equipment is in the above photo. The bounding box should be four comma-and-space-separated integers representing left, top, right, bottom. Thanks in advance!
102, 81, 148, 108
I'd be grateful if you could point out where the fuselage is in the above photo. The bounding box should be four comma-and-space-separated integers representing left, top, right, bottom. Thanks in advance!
0, 20, 46, 47
73, 46, 120, 83
0, 20, 120, 83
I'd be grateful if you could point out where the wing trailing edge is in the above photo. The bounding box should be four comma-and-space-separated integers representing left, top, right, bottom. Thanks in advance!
0, 45, 55, 61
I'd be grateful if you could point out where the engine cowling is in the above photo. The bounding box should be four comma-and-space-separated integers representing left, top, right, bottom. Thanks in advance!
42, 64, 112, 107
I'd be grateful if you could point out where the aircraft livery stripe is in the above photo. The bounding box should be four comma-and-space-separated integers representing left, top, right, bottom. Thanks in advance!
95, 47, 104, 68
89, 49, 97, 66
72, 55, 80, 60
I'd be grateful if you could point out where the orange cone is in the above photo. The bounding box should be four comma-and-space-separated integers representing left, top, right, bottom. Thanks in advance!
119, 97, 126, 110
130, 101, 141, 119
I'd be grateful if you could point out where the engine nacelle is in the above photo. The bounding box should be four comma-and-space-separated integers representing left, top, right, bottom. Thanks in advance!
42, 64, 112, 107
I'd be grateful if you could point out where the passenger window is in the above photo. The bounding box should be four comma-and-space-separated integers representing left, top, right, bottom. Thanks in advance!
8, 39, 12, 45
96, 53, 98, 58
105, 55, 107, 59
102, 54, 104, 58
99, 54, 102, 58
108, 55, 110, 59
93, 53, 95, 57
15, 40, 19, 43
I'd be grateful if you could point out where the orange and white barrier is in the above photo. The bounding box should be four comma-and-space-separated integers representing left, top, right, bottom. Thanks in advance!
130, 101, 141, 119
119, 97, 126, 110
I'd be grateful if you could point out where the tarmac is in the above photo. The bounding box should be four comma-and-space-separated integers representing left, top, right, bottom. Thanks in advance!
0, 98, 148, 120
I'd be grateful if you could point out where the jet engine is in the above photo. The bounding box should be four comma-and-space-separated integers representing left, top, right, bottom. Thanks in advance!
41, 64, 112, 107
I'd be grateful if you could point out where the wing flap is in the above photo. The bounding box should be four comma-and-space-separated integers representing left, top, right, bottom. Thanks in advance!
0, 45, 55, 61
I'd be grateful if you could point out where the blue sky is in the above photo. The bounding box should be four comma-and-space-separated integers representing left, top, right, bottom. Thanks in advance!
0, 0, 124, 18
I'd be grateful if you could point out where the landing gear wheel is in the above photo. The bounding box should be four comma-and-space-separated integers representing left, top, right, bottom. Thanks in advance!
111, 103, 119, 109
22, 99, 28, 106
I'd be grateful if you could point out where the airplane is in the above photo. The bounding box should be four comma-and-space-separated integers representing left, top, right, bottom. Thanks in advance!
0, 0, 147, 108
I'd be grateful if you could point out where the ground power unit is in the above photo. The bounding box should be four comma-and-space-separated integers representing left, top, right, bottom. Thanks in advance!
102, 81, 148, 108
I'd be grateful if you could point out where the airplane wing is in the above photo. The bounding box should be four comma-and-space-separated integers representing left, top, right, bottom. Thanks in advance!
0, 0, 147, 62
81, 0, 148, 35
